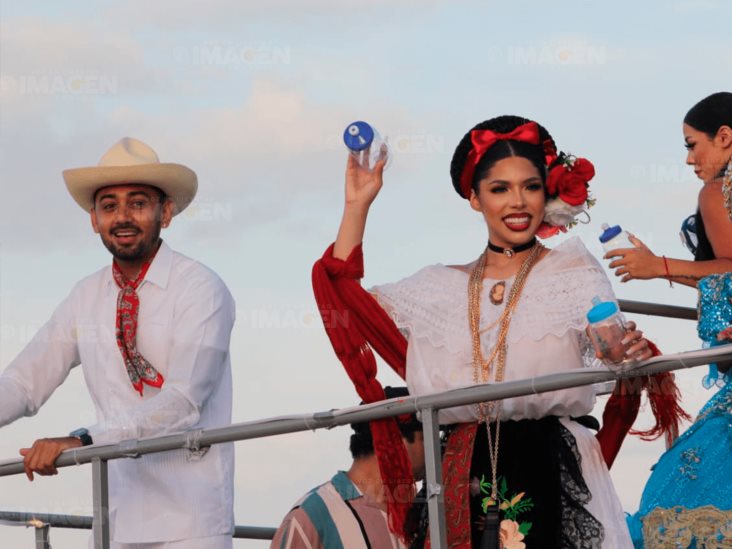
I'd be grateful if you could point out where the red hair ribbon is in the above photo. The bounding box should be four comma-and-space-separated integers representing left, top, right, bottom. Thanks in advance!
459, 121, 541, 199
543, 138, 558, 166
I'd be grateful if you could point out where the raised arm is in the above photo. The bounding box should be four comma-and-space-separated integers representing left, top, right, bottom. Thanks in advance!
333, 152, 387, 260
606, 183, 732, 288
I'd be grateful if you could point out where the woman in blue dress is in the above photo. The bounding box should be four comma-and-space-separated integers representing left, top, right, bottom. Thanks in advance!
627, 269, 732, 547
626, 132, 732, 547
615, 91, 732, 548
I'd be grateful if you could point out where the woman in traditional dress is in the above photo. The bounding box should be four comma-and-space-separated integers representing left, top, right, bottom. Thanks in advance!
626, 155, 732, 547
627, 271, 732, 547
606, 92, 732, 287
313, 115, 684, 548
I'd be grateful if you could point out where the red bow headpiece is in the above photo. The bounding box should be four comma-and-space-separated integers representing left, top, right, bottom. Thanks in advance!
459, 122, 555, 198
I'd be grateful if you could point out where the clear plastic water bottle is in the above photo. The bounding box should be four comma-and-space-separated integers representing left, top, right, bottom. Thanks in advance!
586, 297, 628, 366
343, 121, 390, 171
599, 223, 635, 254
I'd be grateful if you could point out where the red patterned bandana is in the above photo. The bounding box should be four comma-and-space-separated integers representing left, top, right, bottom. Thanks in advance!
112, 250, 164, 396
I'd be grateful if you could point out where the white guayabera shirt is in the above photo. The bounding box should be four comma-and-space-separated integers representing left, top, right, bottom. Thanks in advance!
0, 242, 235, 544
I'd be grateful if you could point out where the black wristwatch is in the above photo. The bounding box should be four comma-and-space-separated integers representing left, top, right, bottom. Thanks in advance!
69, 427, 93, 446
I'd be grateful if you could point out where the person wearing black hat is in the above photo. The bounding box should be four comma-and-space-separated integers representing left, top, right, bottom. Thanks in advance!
271, 387, 425, 549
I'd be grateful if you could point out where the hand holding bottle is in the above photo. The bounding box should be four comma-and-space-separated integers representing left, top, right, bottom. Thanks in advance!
343, 121, 389, 210
333, 121, 389, 260
587, 298, 651, 367
605, 234, 662, 282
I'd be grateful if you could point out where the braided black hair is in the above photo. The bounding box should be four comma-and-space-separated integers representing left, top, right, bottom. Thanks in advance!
684, 92, 732, 137
449, 115, 558, 198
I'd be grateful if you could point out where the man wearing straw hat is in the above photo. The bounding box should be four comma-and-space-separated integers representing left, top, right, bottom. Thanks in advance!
0, 138, 236, 548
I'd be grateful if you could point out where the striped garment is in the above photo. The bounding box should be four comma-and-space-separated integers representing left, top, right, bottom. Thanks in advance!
271, 471, 406, 549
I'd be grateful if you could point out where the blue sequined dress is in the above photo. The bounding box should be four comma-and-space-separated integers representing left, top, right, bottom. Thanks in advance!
627, 273, 732, 548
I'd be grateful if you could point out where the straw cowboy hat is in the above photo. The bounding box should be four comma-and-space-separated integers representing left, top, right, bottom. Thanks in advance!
63, 137, 198, 215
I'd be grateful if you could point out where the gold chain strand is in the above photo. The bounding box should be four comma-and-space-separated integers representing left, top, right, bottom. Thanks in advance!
470, 243, 543, 380
469, 242, 544, 500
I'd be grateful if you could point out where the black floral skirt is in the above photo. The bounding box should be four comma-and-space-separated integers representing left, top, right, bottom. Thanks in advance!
406, 416, 604, 549
468, 416, 603, 548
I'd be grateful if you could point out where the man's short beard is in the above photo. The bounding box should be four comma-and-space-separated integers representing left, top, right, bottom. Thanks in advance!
103, 240, 149, 261
101, 223, 162, 263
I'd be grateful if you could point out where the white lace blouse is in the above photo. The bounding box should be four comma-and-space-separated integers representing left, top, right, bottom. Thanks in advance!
372, 237, 615, 424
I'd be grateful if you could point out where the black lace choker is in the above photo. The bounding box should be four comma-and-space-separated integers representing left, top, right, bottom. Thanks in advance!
487, 238, 537, 258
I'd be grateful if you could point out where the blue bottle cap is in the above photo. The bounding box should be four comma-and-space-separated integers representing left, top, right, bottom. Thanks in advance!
587, 298, 619, 323
599, 224, 623, 243
343, 121, 375, 152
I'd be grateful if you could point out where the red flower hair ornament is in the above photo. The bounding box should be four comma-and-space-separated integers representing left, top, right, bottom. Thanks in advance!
537, 153, 596, 239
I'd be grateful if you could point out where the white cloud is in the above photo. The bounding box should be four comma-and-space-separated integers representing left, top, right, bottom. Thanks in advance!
103, 0, 440, 30
0, 66, 446, 251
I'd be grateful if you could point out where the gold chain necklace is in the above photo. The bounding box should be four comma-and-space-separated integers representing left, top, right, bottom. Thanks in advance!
469, 242, 543, 500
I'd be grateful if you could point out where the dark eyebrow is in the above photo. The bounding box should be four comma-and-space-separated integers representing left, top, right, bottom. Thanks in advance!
127, 191, 154, 199
96, 192, 118, 202
97, 190, 155, 203
486, 177, 542, 185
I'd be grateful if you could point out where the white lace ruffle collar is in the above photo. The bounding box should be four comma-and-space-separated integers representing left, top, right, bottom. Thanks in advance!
373, 237, 616, 352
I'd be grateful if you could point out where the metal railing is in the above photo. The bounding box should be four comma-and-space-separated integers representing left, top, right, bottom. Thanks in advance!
617, 299, 698, 320
1, 300, 730, 548
0, 511, 276, 542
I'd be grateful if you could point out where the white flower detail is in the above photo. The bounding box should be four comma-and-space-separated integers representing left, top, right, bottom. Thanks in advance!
543, 197, 585, 227
562, 153, 577, 168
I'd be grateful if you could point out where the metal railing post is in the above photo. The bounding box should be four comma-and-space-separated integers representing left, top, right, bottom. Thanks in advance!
34, 524, 50, 549
91, 457, 110, 549
422, 406, 447, 548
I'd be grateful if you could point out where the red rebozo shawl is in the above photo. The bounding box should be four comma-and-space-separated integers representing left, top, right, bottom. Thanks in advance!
312, 243, 688, 536
312, 243, 412, 539
597, 339, 690, 467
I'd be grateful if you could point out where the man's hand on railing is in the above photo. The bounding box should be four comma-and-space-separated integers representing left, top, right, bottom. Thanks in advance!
18, 437, 82, 481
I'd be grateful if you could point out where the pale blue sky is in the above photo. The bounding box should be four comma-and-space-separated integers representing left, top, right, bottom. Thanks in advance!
1, 1, 730, 547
